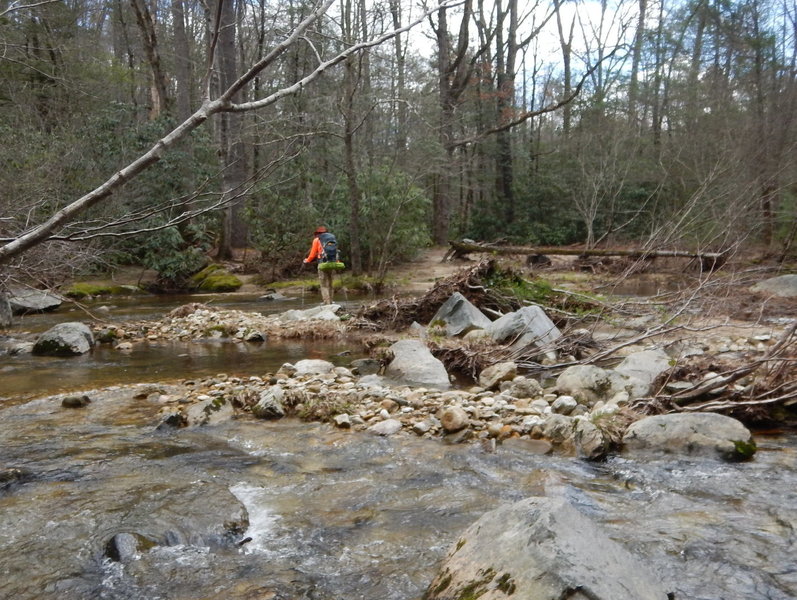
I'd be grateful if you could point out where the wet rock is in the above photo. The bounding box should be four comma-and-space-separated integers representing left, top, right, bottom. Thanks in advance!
623, 413, 756, 461
368, 418, 403, 436
574, 418, 609, 460
185, 396, 234, 426
105, 533, 140, 563
350, 358, 381, 376
440, 406, 469, 433
0, 467, 33, 487
252, 386, 286, 419
62, 395, 92, 408
556, 364, 648, 405
243, 330, 266, 342
478, 361, 517, 390
7, 287, 63, 314
259, 291, 288, 301
425, 496, 670, 600
384, 339, 451, 390
542, 414, 574, 446
502, 438, 553, 455
750, 274, 797, 297
32, 322, 94, 356
443, 428, 474, 444
429, 292, 492, 337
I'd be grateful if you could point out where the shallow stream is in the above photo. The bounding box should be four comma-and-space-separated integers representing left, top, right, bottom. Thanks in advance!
1, 291, 796, 599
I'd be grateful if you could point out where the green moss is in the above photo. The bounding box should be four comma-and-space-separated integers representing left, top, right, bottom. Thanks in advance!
190, 264, 242, 292
455, 538, 467, 552
432, 573, 452, 596
732, 439, 757, 460
65, 282, 143, 298
496, 573, 516, 595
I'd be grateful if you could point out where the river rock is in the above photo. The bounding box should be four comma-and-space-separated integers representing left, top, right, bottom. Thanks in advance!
7, 287, 63, 314
62, 395, 92, 408
105, 533, 140, 562
425, 496, 670, 600
500, 376, 543, 399
185, 396, 235, 426
551, 395, 577, 415
294, 359, 335, 375
430, 292, 492, 337
487, 305, 561, 356
478, 361, 517, 390
368, 418, 403, 436
384, 339, 451, 389
252, 386, 286, 419
542, 414, 574, 445
574, 418, 609, 460
556, 364, 648, 405
440, 406, 469, 432
622, 412, 756, 460
278, 304, 341, 322
615, 349, 672, 388
350, 358, 381, 376
750, 273, 797, 297
32, 322, 94, 356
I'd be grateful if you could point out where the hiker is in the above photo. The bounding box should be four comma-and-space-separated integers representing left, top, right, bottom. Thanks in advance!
303, 226, 342, 304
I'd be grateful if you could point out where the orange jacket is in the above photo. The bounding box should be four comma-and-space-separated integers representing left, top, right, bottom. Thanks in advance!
303, 237, 324, 263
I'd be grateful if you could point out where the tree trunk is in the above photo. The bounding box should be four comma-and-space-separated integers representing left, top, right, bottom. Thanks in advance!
130, 0, 171, 118
215, 0, 248, 259
171, 0, 193, 121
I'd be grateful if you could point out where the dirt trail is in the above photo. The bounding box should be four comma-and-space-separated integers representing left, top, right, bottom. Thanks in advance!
389, 246, 475, 295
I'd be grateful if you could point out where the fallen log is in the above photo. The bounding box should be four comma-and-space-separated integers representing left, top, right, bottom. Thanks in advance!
447, 240, 727, 269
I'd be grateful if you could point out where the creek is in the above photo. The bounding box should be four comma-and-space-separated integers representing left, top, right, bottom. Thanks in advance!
1, 292, 796, 600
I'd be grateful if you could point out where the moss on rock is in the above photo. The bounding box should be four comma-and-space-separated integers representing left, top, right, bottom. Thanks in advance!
190, 265, 243, 293
65, 283, 143, 299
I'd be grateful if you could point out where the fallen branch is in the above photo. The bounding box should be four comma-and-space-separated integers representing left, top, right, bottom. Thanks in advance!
447, 240, 727, 268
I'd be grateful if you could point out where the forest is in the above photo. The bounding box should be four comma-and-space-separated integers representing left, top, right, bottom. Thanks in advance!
0, 0, 795, 291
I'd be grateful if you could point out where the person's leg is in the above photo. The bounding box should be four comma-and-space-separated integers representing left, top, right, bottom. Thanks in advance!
318, 269, 332, 304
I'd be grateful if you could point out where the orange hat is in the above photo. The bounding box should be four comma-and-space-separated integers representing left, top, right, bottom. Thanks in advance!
314, 226, 327, 234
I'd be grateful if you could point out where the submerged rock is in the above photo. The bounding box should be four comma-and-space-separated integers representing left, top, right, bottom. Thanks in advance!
425, 496, 671, 600
623, 413, 756, 461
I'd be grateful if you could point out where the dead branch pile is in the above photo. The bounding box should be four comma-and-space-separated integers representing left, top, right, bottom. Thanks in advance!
350, 260, 510, 331
648, 322, 797, 422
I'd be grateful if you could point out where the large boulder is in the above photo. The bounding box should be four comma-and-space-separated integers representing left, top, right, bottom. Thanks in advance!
623, 413, 756, 460
8, 287, 63, 314
750, 274, 797, 297
384, 339, 450, 389
556, 364, 648, 405
32, 322, 94, 356
184, 396, 235, 426
425, 496, 670, 600
430, 292, 492, 337
615, 349, 672, 388
487, 305, 561, 356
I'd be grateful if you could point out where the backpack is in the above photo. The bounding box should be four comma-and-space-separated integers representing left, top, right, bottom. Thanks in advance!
317, 232, 339, 262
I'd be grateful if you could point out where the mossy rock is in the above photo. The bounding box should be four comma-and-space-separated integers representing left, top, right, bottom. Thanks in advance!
65, 283, 143, 299
190, 265, 243, 293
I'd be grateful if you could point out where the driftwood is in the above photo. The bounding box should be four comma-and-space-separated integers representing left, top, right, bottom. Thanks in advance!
447, 240, 727, 269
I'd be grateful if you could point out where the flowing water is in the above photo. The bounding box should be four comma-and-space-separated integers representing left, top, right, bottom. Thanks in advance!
1, 292, 796, 599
